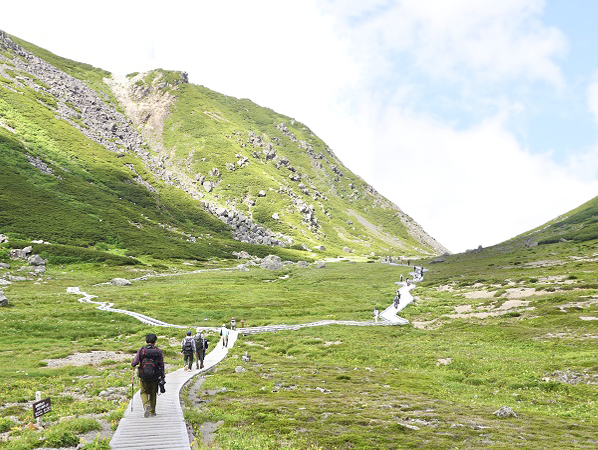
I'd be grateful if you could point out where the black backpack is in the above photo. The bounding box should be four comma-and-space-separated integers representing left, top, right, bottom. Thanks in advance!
139, 345, 160, 381
194, 334, 208, 351
182, 338, 194, 354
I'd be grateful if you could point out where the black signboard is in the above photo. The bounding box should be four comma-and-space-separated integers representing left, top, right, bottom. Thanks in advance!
32, 398, 51, 418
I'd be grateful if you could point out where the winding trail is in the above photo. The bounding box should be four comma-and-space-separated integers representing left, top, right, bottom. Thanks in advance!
67, 264, 423, 450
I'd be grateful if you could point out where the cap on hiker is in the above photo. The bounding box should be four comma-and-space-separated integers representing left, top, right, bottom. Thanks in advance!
187, 331, 192, 336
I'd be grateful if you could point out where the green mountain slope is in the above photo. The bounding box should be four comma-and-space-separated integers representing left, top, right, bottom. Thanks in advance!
0, 30, 447, 263
0, 32, 298, 264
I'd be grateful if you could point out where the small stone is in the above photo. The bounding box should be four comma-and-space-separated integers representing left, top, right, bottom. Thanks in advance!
493, 406, 517, 418
110, 278, 131, 286
235, 366, 246, 373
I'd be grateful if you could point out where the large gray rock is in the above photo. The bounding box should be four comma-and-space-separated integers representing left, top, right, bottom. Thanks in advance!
0, 263, 10, 269
9, 246, 32, 260
260, 255, 283, 270
314, 261, 326, 269
0, 289, 8, 307
110, 278, 132, 286
28, 254, 47, 266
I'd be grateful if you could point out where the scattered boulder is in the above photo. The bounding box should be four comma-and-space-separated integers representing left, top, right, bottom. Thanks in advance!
465, 245, 483, 254
0, 234, 8, 243
110, 278, 132, 286
9, 246, 32, 260
296, 261, 309, 268
0, 289, 8, 307
237, 264, 249, 272
493, 406, 517, 418
272, 213, 280, 220
203, 181, 214, 192
28, 254, 47, 266
260, 255, 283, 270
314, 261, 326, 269
258, 190, 267, 197
0, 263, 10, 269
343, 247, 352, 253
524, 237, 538, 248
233, 251, 252, 259
314, 245, 326, 251
430, 255, 446, 264
234, 366, 246, 373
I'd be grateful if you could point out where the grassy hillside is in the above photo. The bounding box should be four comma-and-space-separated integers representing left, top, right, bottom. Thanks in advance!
487, 195, 598, 252
0, 35, 303, 265
161, 81, 436, 256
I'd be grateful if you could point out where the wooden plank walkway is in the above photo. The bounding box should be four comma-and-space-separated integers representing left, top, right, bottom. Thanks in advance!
110, 331, 238, 450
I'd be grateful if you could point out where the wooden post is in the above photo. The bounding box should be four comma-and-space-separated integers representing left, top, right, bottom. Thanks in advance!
35, 391, 42, 428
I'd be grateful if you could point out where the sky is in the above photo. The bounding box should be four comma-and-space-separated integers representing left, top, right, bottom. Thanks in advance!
3, 0, 598, 253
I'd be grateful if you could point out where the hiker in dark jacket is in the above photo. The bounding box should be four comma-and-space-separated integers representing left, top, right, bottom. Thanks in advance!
181, 331, 196, 371
193, 327, 206, 370
131, 333, 165, 418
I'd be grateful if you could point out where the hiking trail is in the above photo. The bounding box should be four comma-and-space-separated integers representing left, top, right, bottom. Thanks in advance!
67, 264, 424, 449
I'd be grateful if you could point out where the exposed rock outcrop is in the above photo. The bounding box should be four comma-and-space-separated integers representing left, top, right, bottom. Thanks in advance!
0, 289, 8, 307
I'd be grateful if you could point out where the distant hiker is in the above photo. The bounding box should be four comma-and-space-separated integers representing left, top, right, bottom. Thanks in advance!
193, 328, 207, 370
400, 274, 403, 283
181, 331, 196, 371
131, 333, 164, 418
406, 278, 411, 286
394, 290, 401, 309
240, 319, 245, 328
230, 317, 236, 330
407, 259, 411, 266
373, 308, 379, 323
220, 324, 230, 348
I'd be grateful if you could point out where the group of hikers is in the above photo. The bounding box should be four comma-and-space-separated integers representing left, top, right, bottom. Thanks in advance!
130, 322, 233, 418
372, 263, 426, 322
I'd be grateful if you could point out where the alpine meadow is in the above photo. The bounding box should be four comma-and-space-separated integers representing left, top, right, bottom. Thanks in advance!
1, 30, 597, 450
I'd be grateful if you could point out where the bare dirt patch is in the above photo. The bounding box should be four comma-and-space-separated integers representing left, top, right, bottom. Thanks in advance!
44, 351, 131, 368
447, 300, 533, 319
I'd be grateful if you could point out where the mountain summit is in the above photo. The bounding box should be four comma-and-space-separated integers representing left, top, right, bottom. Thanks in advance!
0, 31, 447, 260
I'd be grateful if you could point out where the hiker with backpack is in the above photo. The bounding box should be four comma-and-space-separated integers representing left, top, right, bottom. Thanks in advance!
193, 327, 208, 370
181, 331, 196, 371
131, 333, 165, 418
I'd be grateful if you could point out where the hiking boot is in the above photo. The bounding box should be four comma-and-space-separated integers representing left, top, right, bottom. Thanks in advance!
195, 364, 199, 369
150, 412, 157, 417
144, 405, 150, 418
200, 363, 204, 369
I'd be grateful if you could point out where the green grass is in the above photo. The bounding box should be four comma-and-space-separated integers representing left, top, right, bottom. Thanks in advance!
2, 248, 597, 448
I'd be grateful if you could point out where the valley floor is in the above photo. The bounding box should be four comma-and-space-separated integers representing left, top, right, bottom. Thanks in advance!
1, 248, 597, 448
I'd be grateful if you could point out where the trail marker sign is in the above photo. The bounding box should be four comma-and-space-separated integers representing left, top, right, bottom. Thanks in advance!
32, 398, 51, 418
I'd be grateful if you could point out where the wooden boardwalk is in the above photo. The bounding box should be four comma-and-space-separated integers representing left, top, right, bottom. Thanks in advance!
110, 331, 238, 450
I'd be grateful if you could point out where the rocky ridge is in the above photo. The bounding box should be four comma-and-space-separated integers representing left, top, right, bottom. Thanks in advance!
0, 31, 289, 248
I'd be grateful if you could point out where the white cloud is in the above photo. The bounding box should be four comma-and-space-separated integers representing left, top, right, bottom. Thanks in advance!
323, 0, 566, 85
371, 110, 598, 252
